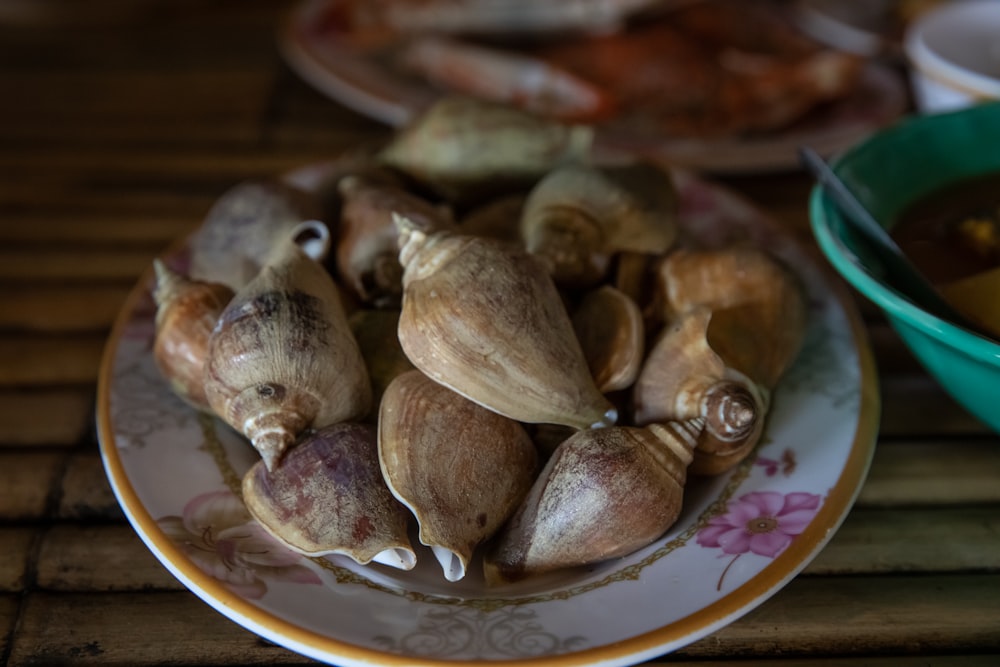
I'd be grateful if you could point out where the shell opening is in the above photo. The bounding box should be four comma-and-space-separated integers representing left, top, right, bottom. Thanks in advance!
524, 207, 607, 284
371, 548, 417, 571
431, 545, 467, 582
289, 219, 331, 262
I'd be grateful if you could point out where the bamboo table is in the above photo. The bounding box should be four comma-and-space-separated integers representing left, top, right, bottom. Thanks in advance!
1, 2, 999, 665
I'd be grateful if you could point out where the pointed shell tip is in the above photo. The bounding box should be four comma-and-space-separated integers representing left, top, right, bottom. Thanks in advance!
371, 548, 417, 571
591, 407, 618, 429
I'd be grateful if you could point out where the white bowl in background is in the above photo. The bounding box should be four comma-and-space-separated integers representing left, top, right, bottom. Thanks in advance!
904, 0, 1000, 112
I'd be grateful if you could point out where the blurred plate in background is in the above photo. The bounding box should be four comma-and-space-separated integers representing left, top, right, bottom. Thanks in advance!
279, 0, 909, 173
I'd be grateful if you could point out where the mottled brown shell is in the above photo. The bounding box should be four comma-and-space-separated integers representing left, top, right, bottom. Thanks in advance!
151, 260, 234, 412
242, 422, 415, 569
204, 222, 372, 471
336, 175, 454, 307
187, 179, 322, 290
378, 370, 538, 581
484, 421, 698, 585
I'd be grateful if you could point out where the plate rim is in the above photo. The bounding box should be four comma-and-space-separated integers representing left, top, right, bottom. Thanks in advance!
96, 181, 881, 667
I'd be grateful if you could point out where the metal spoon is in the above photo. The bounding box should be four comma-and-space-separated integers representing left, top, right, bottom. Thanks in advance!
799, 146, 988, 335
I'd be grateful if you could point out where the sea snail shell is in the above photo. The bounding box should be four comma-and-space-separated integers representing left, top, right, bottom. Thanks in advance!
378, 96, 593, 200
635, 247, 807, 474
335, 175, 454, 308
186, 179, 322, 291
242, 422, 416, 570
394, 212, 617, 430
484, 420, 699, 585
521, 161, 678, 286
378, 369, 538, 582
151, 260, 235, 412
656, 246, 806, 389
632, 307, 768, 476
204, 221, 372, 471
571, 284, 645, 394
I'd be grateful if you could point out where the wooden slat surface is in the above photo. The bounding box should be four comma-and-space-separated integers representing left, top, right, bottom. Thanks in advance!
0, 336, 106, 386
1, 1, 998, 665
7, 575, 1000, 666
0, 389, 93, 446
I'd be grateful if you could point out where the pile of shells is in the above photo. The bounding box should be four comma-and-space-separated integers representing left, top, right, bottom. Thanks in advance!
151, 96, 807, 585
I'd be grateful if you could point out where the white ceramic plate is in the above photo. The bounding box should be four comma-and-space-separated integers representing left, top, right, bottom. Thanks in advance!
97, 165, 879, 667
278, 0, 908, 173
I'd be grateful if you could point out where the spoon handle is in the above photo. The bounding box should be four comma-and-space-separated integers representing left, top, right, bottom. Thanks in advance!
799, 147, 901, 254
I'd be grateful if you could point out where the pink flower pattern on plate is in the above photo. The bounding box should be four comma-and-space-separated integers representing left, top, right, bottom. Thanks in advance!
754, 449, 797, 477
697, 490, 822, 590
158, 490, 321, 599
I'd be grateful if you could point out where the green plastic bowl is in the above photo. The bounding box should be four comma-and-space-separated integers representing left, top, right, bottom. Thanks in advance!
809, 101, 1000, 432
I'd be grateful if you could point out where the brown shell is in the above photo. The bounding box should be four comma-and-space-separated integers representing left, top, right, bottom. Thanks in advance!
656, 246, 807, 387
459, 193, 526, 244
483, 421, 698, 585
378, 96, 593, 201
242, 422, 415, 569
689, 376, 767, 476
633, 307, 725, 425
151, 260, 235, 412
571, 285, 645, 393
378, 370, 538, 581
186, 179, 322, 290
632, 306, 769, 476
395, 213, 617, 430
204, 222, 372, 471
521, 161, 678, 286
336, 175, 454, 307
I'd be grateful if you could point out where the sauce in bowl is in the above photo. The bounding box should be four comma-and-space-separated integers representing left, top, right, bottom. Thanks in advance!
891, 171, 1000, 336
892, 171, 1000, 283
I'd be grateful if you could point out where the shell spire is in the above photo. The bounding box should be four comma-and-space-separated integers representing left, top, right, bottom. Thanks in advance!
632, 306, 768, 475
